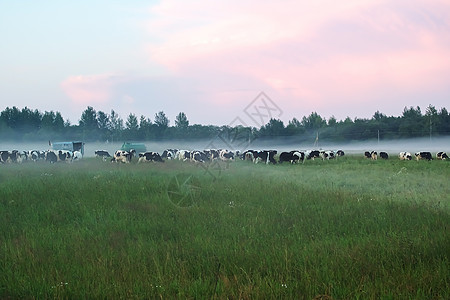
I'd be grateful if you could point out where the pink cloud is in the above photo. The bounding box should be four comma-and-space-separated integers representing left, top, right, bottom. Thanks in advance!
60, 74, 121, 105
143, 0, 450, 121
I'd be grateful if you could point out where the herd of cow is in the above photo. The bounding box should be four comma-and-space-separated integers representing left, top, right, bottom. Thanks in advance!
0, 149, 82, 164
94, 148, 449, 164
0, 148, 448, 165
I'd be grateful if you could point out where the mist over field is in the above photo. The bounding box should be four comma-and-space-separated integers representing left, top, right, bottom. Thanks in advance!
1, 136, 449, 158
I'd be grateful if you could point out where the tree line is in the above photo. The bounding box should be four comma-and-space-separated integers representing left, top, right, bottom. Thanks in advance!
0, 105, 449, 143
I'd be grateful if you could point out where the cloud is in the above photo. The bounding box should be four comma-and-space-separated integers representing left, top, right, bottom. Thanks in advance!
61, 73, 124, 105
143, 0, 450, 121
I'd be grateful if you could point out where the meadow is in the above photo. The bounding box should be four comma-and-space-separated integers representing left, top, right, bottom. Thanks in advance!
0, 156, 449, 299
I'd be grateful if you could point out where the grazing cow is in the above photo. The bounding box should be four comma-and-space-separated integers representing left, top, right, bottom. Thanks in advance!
306, 150, 320, 160
23, 150, 41, 162
0, 150, 24, 163
191, 151, 207, 163
279, 151, 304, 164
436, 152, 449, 160
415, 151, 432, 161
0, 151, 11, 163
320, 150, 335, 160
45, 150, 72, 163
162, 149, 178, 160
138, 151, 164, 163
219, 149, 234, 161
177, 150, 191, 161
254, 150, 277, 164
241, 150, 256, 161
95, 150, 111, 161
45, 150, 58, 163
336, 150, 345, 157
112, 149, 135, 163
364, 151, 377, 160
399, 152, 412, 160
379, 152, 389, 159
72, 151, 83, 161
204, 149, 220, 161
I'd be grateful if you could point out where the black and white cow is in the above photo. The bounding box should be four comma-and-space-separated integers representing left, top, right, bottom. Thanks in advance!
23, 150, 41, 162
44, 150, 72, 163
241, 150, 256, 161
336, 150, 345, 157
72, 151, 83, 161
191, 151, 208, 163
364, 151, 377, 160
436, 152, 449, 160
204, 149, 220, 161
379, 151, 389, 159
95, 150, 111, 161
399, 152, 412, 160
0, 150, 24, 163
415, 151, 432, 161
278, 151, 305, 164
177, 150, 191, 161
320, 150, 335, 160
162, 149, 178, 160
112, 149, 135, 163
305, 150, 320, 160
254, 150, 277, 164
219, 149, 234, 161
138, 151, 164, 163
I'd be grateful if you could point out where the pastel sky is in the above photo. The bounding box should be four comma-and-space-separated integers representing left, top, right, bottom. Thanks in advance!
1, 0, 449, 126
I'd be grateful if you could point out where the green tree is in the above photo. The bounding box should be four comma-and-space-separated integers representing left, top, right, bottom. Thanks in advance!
139, 115, 153, 140
79, 106, 98, 130
301, 112, 326, 130
175, 112, 189, 129
125, 113, 139, 140
155, 111, 169, 128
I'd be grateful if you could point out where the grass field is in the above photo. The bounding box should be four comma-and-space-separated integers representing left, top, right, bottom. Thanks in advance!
0, 156, 449, 299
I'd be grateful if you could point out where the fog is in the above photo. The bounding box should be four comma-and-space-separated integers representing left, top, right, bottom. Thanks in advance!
1, 136, 449, 157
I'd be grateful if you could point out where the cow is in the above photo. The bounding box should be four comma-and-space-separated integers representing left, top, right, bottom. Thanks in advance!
0, 151, 11, 163
72, 151, 83, 161
45, 150, 73, 163
279, 151, 304, 164
436, 152, 449, 160
112, 149, 135, 163
320, 150, 335, 160
138, 151, 164, 163
191, 151, 208, 163
23, 150, 41, 162
204, 149, 220, 161
162, 149, 178, 160
95, 150, 111, 161
364, 151, 377, 160
177, 150, 191, 161
399, 152, 412, 160
379, 152, 389, 159
241, 150, 256, 161
0, 150, 24, 163
306, 150, 320, 160
254, 150, 277, 164
219, 149, 234, 162
415, 151, 432, 161
336, 150, 345, 157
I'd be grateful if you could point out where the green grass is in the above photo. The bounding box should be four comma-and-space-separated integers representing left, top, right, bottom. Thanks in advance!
0, 157, 449, 299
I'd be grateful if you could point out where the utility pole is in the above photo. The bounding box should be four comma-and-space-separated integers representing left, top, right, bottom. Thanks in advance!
429, 117, 432, 142
377, 129, 380, 146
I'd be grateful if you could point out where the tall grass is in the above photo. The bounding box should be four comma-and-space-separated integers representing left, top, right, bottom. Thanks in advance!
0, 157, 449, 299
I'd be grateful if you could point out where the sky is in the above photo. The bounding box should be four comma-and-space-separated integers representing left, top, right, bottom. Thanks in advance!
1, 0, 449, 127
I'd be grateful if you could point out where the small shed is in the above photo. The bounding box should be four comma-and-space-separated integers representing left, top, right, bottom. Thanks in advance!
51, 141, 85, 155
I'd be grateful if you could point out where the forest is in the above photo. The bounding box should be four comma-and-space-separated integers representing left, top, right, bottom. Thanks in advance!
0, 105, 449, 143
